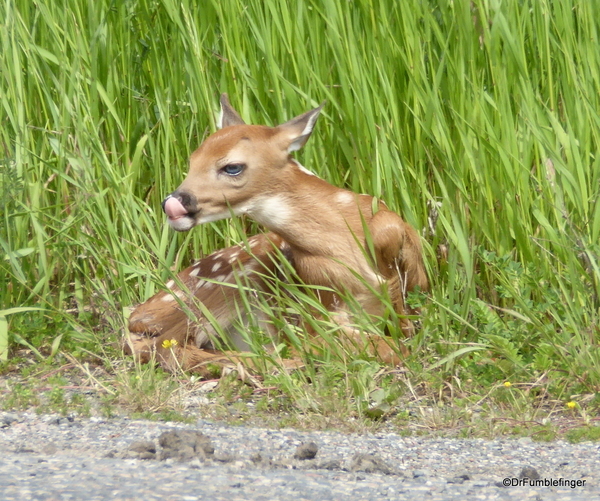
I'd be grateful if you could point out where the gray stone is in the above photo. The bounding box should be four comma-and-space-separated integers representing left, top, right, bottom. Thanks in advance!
214, 451, 236, 463
350, 453, 393, 475
41, 443, 58, 455
318, 459, 341, 471
293, 441, 318, 460
158, 430, 214, 461
128, 440, 156, 460
520, 466, 541, 480
1, 413, 19, 427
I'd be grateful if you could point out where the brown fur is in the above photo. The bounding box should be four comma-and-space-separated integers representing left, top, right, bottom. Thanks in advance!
125, 95, 428, 375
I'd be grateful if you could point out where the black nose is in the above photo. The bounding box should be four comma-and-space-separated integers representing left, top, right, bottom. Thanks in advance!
161, 191, 197, 214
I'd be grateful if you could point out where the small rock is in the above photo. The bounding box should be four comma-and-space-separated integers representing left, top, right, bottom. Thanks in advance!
129, 440, 156, 454
458, 474, 470, 481
350, 453, 393, 475
171, 445, 197, 461
158, 430, 214, 462
276, 457, 296, 469
318, 459, 341, 471
413, 469, 430, 478
214, 452, 236, 463
520, 466, 541, 480
53, 416, 75, 426
41, 443, 58, 455
128, 440, 157, 460
15, 446, 35, 454
293, 442, 318, 460
1, 413, 19, 427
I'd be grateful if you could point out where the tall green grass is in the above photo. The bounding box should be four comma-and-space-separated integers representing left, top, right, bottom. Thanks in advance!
1, 0, 599, 399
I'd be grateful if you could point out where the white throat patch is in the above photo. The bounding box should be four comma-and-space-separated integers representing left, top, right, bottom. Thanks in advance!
249, 195, 291, 229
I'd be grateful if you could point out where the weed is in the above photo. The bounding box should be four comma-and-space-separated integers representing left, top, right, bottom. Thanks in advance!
566, 426, 600, 444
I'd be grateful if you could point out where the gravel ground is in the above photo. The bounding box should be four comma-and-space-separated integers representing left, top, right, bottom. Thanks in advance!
1, 412, 598, 500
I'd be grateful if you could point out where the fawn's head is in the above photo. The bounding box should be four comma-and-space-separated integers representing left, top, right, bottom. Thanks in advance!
163, 94, 323, 231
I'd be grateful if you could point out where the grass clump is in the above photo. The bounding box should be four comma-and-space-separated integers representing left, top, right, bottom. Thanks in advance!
1, 0, 599, 436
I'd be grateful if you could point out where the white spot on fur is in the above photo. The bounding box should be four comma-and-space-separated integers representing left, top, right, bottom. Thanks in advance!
189, 267, 200, 277
227, 249, 241, 263
195, 280, 207, 291
161, 294, 175, 302
211, 262, 222, 272
166, 280, 175, 289
335, 191, 354, 204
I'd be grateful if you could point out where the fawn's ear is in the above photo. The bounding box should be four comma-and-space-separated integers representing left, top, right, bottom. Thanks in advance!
275, 102, 325, 153
217, 94, 246, 129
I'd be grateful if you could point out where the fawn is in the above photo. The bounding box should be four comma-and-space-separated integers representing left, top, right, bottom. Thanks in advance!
126, 95, 428, 374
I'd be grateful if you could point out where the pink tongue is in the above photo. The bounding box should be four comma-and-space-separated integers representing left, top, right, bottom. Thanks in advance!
164, 197, 188, 218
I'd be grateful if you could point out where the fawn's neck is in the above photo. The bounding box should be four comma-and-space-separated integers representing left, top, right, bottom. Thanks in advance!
247, 160, 386, 296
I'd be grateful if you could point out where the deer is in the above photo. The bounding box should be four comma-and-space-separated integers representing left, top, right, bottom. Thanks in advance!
125, 95, 428, 375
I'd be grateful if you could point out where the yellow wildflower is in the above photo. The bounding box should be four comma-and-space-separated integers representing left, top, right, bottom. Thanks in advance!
161, 339, 179, 349
566, 401, 577, 410
503, 381, 512, 388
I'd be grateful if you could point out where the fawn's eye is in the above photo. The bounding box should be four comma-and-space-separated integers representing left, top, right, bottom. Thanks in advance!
221, 163, 245, 176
